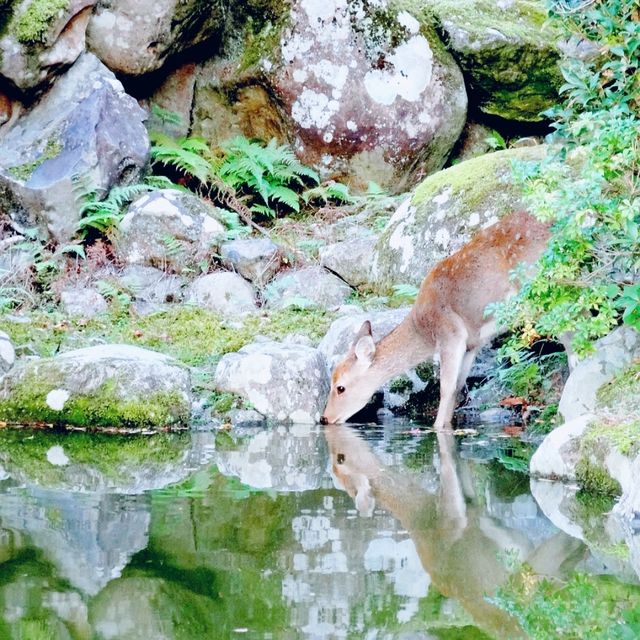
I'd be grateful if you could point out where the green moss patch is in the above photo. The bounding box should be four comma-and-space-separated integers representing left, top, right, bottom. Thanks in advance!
7, 136, 62, 182
412, 146, 544, 209
575, 457, 621, 497
12, 0, 68, 45
597, 361, 640, 415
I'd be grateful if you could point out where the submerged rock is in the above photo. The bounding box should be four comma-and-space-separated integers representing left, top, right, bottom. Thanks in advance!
0, 53, 149, 243
0, 0, 96, 93
371, 146, 546, 289
0, 344, 192, 429
214, 340, 329, 423
116, 189, 226, 273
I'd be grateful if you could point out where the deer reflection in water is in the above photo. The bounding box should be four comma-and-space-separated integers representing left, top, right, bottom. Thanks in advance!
324, 425, 584, 639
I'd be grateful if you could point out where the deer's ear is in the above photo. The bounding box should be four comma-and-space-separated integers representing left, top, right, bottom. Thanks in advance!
353, 320, 372, 342
354, 332, 376, 365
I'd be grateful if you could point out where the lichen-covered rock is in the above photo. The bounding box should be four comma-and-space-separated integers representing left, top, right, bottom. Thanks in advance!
265, 266, 351, 310
60, 286, 108, 317
0, 344, 192, 429
424, 0, 562, 121
193, 0, 467, 192
371, 146, 546, 290
87, 0, 224, 76
214, 340, 329, 423
220, 237, 281, 286
185, 272, 257, 317
0, 0, 96, 93
0, 53, 149, 243
0, 330, 15, 375
116, 189, 225, 273
559, 327, 640, 423
319, 234, 376, 288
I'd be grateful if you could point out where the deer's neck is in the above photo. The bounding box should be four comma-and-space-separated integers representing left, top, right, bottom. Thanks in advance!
370, 313, 434, 387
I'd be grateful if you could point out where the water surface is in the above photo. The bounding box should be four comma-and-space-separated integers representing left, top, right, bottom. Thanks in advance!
0, 422, 638, 639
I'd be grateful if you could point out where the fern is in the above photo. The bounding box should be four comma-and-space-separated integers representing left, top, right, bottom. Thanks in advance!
302, 181, 354, 205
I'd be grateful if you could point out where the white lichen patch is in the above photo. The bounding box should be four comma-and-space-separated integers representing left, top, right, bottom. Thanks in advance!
308, 60, 348, 91
46, 389, 70, 411
397, 11, 420, 34
434, 227, 451, 249
468, 212, 481, 227
364, 36, 433, 106
291, 89, 339, 129
46, 445, 70, 467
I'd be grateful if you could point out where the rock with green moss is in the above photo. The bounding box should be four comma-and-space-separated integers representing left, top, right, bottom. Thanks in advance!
192, 0, 467, 192
0, 53, 149, 243
0, 0, 95, 93
0, 343, 192, 430
371, 145, 546, 290
87, 0, 224, 76
423, 0, 562, 121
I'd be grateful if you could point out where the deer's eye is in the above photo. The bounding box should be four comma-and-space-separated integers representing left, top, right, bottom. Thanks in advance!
336, 385, 346, 395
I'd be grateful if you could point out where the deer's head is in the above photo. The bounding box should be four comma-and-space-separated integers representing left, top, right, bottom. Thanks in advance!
321, 321, 380, 424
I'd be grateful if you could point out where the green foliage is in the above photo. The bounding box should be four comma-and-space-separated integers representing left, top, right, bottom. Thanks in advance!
150, 133, 354, 220
390, 283, 420, 303
12, 0, 68, 44
73, 175, 177, 236
491, 566, 640, 640
484, 130, 507, 151
496, 350, 567, 402
497, 0, 640, 357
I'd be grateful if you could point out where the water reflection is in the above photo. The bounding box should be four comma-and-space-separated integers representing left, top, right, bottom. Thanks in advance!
0, 424, 637, 639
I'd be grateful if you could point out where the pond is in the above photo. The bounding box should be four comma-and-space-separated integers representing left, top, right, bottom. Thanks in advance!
0, 421, 639, 639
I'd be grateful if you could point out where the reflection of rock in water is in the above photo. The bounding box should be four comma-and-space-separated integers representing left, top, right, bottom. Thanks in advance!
283, 493, 436, 638
213, 424, 328, 491
0, 488, 150, 595
0, 432, 218, 596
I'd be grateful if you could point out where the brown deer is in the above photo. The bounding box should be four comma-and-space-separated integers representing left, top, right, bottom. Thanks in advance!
321, 211, 551, 428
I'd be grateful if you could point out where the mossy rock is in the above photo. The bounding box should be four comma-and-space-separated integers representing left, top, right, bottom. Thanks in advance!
371, 145, 546, 290
421, 0, 562, 121
0, 344, 192, 430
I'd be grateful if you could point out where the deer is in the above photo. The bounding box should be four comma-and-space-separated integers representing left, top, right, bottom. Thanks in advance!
321, 211, 552, 428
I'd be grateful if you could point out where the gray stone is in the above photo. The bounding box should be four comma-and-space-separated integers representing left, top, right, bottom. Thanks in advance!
220, 238, 281, 286
87, 0, 224, 76
116, 189, 226, 273
319, 234, 376, 288
0, 331, 15, 375
60, 287, 108, 317
478, 408, 512, 424
372, 146, 546, 289
0, 344, 192, 429
559, 327, 640, 422
266, 266, 351, 310
116, 265, 184, 304
214, 340, 329, 424
0, 53, 149, 243
530, 414, 594, 481
0, 0, 96, 93
228, 409, 266, 428
186, 271, 257, 317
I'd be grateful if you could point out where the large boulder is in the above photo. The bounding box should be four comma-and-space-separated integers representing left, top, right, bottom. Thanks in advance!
0, 53, 149, 243
116, 189, 226, 273
87, 0, 224, 76
214, 339, 329, 423
0, 0, 96, 93
371, 146, 546, 290
559, 327, 640, 422
319, 233, 376, 288
0, 344, 192, 429
193, 0, 467, 192
424, 0, 561, 122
